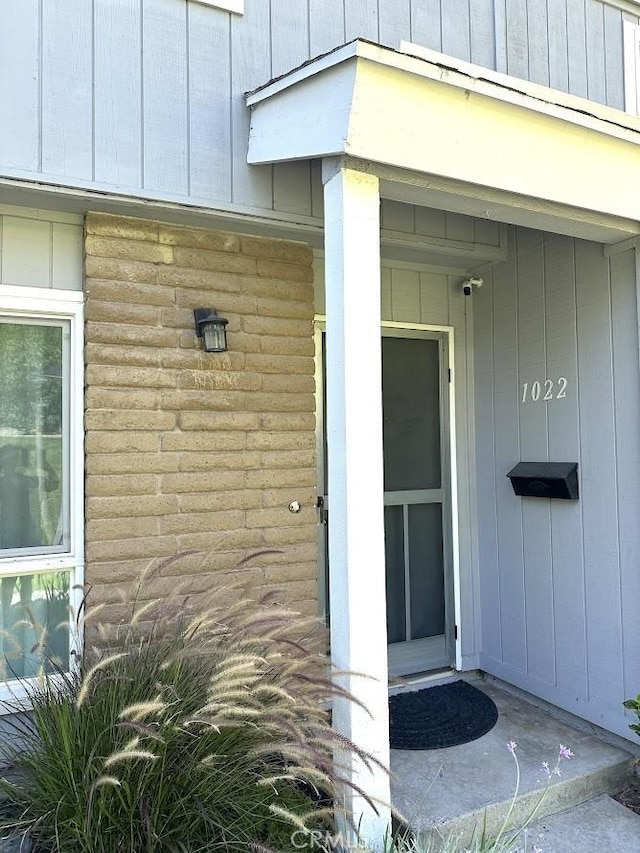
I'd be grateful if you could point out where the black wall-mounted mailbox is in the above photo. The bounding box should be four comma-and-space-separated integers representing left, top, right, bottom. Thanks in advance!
507, 462, 579, 500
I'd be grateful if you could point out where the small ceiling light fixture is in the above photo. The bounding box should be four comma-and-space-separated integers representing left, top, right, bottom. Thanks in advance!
194, 308, 229, 353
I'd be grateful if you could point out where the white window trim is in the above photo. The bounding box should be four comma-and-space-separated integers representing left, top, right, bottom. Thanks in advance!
0, 285, 84, 708
624, 20, 640, 115
191, 0, 244, 14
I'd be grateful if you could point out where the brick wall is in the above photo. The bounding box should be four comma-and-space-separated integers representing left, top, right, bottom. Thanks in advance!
84, 213, 318, 621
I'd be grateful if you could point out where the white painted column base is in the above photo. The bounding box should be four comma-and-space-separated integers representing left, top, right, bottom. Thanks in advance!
323, 159, 391, 847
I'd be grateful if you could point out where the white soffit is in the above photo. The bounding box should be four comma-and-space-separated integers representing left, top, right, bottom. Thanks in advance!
247, 40, 640, 239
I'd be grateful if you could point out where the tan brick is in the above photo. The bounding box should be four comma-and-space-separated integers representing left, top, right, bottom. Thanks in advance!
175, 288, 257, 315
87, 495, 179, 519
175, 529, 263, 554
86, 214, 160, 242
160, 510, 245, 535
244, 392, 313, 412
157, 266, 248, 293
244, 353, 313, 375
261, 413, 316, 431
259, 449, 314, 468
86, 388, 162, 411
245, 507, 316, 529
180, 490, 262, 513
243, 316, 311, 337
87, 452, 180, 475
161, 432, 245, 453
86, 473, 158, 497
264, 562, 317, 585
262, 524, 318, 546
240, 236, 313, 265
161, 471, 246, 493
159, 225, 240, 253
247, 468, 316, 488
177, 451, 261, 471
178, 411, 260, 431
86, 256, 159, 284
86, 343, 161, 368
248, 278, 315, 302
86, 236, 173, 265
261, 374, 315, 393
260, 335, 315, 357
86, 365, 177, 389
86, 558, 152, 586
85, 300, 161, 327
86, 432, 160, 454
256, 297, 314, 320
86, 536, 178, 562
86, 323, 179, 349
256, 259, 314, 283
247, 432, 315, 451
161, 390, 247, 411
172, 248, 256, 275
261, 486, 316, 507
85, 279, 175, 307
86, 516, 159, 541
85, 410, 176, 431
279, 579, 318, 601
177, 369, 259, 392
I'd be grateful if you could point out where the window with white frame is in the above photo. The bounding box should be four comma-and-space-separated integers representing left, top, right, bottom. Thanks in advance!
624, 20, 640, 115
0, 288, 83, 693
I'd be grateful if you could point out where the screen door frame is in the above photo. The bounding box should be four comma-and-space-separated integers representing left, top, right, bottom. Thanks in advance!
314, 318, 462, 676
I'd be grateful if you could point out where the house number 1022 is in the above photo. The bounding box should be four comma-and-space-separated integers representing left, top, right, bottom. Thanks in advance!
521, 377, 568, 402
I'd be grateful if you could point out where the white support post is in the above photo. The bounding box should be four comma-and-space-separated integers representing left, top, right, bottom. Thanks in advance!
322, 160, 391, 846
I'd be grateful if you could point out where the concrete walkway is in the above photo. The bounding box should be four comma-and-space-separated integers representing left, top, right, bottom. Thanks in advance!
390, 675, 639, 850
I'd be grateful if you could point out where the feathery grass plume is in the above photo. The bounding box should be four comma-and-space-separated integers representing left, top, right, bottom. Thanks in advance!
0, 550, 386, 852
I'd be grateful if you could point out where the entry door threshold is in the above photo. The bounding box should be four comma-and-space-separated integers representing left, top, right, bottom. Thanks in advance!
388, 667, 457, 696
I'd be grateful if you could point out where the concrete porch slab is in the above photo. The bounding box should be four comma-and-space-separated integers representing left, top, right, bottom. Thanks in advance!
390, 676, 635, 847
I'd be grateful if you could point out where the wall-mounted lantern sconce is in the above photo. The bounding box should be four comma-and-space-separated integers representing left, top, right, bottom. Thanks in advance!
194, 308, 229, 353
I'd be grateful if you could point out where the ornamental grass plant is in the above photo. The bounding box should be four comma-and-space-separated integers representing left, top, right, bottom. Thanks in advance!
0, 553, 382, 852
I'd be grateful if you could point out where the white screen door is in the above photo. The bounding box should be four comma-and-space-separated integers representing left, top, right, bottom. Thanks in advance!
318, 327, 454, 677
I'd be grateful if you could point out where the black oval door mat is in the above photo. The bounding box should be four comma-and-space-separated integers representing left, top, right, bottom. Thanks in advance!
389, 680, 499, 750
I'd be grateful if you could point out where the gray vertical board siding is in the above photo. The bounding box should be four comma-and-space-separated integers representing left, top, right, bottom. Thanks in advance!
390, 269, 421, 321
547, 0, 570, 92
0, 210, 83, 291
574, 239, 624, 714
94, 0, 143, 187
410, 0, 443, 52
586, 1, 607, 104
515, 230, 555, 685
187, 4, 232, 201
566, 0, 588, 97
506, 0, 530, 79
419, 272, 449, 325
142, 0, 189, 194
609, 248, 640, 707
231, 0, 273, 208
41, 0, 93, 180
474, 269, 502, 663
0, 0, 40, 171
544, 233, 587, 701
271, 0, 312, 216
309, 0, 346, 57
379, 0, 411, 48
491, 238, 527, 672
604, 4, 625, 110
469, 0, 497, 68
381, 200, 416, 234
344, 0, 379, 41
526, 0, 550, 85
441, 0, 471, 61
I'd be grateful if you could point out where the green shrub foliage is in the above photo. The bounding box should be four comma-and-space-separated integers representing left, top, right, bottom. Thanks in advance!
0, 555, 380, 852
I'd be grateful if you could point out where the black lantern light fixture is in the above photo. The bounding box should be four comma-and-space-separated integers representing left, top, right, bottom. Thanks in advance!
194, 308, 229, 353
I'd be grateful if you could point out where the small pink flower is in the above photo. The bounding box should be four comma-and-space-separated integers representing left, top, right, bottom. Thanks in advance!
541, 760, 551, 777
558, 744, 574, 760
507, 740, 517, 755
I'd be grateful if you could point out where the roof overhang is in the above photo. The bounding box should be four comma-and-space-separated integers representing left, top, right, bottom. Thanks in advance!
247, 40, 640, 243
